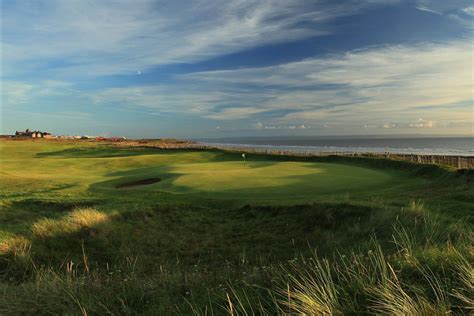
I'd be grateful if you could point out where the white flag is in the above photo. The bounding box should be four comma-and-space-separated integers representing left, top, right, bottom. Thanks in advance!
242, 153, 246, 158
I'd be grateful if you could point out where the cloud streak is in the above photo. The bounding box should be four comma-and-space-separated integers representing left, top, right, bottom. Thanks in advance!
3, 0, 397, 78
10, 39, 472, 132
183, 40, 473, 129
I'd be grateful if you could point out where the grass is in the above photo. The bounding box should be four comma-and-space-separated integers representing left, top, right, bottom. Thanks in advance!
0, 139, 425, 202
0, 139, 473, 314
31, 208, 109, 239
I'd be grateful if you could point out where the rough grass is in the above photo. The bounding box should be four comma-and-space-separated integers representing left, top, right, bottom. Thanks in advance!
0, 139, 472, 314
32, 208, 109, 239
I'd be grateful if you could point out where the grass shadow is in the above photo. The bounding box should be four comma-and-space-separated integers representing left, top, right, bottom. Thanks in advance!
36, 146, 160, 159
0, 199, 98, 237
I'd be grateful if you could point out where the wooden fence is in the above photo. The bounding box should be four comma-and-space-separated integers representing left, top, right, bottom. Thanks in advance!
117, 141, 474, 169
185, 144, 474, 169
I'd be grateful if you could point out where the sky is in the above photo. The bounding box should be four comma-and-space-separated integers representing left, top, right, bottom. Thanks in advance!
1, 0, 473, 138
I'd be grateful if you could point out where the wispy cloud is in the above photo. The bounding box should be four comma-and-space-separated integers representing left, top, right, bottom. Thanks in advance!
2, 80, 74, 105
206, 107, 268, 120
415, 0, 473, 14
3, 0, 396, 78
83, 39, 474, 134
181, 40, 473, 128
415, 0, 474, 30
4, 38, 471, 134
462, 5, 474, 15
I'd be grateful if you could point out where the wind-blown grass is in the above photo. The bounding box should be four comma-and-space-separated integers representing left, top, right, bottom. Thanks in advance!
32, 208, 109, 239
2, 230, 470, 315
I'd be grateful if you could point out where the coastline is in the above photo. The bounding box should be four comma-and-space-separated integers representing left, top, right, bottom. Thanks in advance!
200, 141, 474, 157
198, 142, 474, 169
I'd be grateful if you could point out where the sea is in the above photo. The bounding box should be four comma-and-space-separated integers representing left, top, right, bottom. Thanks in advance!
198, 136, 474, 156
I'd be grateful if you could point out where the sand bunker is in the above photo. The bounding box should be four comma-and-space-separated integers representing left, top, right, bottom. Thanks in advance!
116, 177, 161, 189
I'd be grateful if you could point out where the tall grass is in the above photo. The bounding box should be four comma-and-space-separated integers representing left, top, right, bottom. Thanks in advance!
216, 240, 472, 315
32, 208, 109, 239
451, 247, 474, 311
282, 258, 341, 315
0, 235, 32, 281
1, 203, 472, 314
1, 237, 472, 314
0, 201, 474, 315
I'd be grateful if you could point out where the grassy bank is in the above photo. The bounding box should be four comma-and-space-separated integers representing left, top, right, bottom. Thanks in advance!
0, 140, 472, 314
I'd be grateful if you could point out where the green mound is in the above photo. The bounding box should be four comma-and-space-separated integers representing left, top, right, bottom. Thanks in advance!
127, 161, 424, 200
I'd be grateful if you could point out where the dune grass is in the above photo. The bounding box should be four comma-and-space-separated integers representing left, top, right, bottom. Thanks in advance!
0, 139, 472, 314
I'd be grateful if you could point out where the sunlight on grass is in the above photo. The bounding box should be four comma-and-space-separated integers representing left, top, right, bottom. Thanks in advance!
408, 199, 426, 216
69, 208, 108, 227
451, 247, 474, 310
160, 161, 408, 198
210, 239, 472, 315
171, 162, 322, 191
283, 258, 341, 315
32, 208, 109, 239
0, 235, 31, 257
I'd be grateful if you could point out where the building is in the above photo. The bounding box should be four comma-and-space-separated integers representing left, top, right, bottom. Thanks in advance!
15, 129, 53, 138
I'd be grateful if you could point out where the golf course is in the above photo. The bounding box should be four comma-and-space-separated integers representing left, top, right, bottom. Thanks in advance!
1, 139, 473, 314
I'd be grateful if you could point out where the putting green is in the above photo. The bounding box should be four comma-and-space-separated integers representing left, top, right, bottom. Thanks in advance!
0, 141, 425, 202
139, 161, 423, 199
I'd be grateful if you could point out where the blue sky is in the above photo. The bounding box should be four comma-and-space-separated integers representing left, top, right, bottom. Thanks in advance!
2, 0, 473, 138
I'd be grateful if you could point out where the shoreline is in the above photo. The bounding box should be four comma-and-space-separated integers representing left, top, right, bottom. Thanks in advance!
198, 142, 474, 169
200, 141, 474, 157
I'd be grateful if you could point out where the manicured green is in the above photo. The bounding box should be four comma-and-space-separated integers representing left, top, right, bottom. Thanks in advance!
0, 140, 472, 315
1, 139, 424, 202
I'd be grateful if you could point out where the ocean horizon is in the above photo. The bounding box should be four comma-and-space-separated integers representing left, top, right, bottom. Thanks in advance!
198, 136, 474, 156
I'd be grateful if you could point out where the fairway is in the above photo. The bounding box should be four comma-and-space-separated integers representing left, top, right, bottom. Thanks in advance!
0, 140, 423, 202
